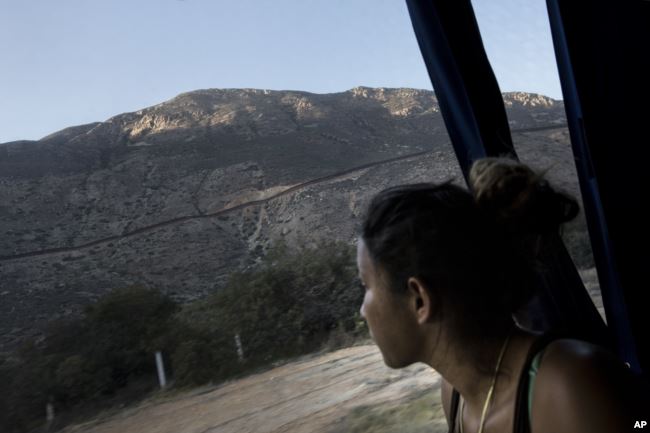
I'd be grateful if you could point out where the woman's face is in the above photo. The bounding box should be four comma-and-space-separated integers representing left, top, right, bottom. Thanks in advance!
356, 238, 421, 368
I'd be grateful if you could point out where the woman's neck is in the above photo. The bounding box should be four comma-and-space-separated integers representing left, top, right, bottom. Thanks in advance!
426, 326, 533, 410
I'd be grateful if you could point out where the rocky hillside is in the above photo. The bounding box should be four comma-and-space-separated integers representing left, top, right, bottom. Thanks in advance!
0, 87, 574, 351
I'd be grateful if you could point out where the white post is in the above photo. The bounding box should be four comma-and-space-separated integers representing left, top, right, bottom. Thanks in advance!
46, 401, 54, 424
235, 333, 244, 361
155, 351, 167, 389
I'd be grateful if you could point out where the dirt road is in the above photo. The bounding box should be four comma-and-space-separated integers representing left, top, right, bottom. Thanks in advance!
63, 345, 445, 433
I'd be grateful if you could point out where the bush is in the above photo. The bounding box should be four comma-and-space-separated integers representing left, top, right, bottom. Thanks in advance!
79, 285, 178, 389
2, 242, 365, 432
170, 328, 238, 387
193, 240, 364, 368
1, 285, 180, 433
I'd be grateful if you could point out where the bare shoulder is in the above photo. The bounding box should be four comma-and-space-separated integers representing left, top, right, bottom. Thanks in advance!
540, 338, 625, 378
531, 338, 639, 433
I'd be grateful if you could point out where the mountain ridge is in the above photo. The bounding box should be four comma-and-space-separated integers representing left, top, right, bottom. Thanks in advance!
0, 87, 577, 352
1, 87, 562, 147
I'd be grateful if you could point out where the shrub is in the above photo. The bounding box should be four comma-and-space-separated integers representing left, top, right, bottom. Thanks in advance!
194, 240, 363, 368
1, 285, 180, 433
2, 242, 365, 432
170, 328, 238, 387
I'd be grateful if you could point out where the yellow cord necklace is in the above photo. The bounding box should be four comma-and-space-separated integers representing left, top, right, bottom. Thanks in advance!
459, 331, 513, 433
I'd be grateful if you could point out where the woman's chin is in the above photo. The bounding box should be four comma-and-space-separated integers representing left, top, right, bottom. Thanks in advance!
380, 355, 403, 369
379, 350, 417, 369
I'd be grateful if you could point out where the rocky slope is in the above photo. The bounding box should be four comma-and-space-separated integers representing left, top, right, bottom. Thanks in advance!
0, 87, 574, 351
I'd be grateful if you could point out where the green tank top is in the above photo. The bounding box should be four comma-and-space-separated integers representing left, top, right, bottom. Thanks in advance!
527, 348, 547, 419
449, 337, 553, 433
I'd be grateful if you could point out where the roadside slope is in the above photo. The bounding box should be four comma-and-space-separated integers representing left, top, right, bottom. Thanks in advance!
62, 345, 444, 433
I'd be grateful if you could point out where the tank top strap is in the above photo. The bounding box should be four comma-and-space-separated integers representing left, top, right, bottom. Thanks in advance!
513, 332, 563, 433
449, 387, 460, 433
447, 332, 563, 433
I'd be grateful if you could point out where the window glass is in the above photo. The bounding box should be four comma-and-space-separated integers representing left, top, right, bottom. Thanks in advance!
1, 2, 603, 433
1, 2, 459, 432
472, 0, 600, 316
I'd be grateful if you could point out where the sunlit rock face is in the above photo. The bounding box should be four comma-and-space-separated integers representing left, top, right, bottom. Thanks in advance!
0, 88, 573, 351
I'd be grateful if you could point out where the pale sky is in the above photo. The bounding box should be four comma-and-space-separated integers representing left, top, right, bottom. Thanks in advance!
0, 0, 561, 143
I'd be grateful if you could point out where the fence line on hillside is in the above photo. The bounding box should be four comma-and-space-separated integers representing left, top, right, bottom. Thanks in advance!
0, 123, 567, 262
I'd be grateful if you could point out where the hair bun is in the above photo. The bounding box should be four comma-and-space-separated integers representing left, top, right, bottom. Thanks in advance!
469, 157, 579, 234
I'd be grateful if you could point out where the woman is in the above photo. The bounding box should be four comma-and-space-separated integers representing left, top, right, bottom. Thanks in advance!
356, 158, 642, 433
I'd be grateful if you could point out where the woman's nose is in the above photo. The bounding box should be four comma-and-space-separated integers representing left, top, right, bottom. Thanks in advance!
359, 303, 366, 319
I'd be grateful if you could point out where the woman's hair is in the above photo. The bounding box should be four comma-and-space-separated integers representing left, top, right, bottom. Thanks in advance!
361, 157, 579, 342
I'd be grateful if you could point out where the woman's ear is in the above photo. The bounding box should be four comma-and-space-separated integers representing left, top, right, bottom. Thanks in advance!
407, 277, 434, 325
